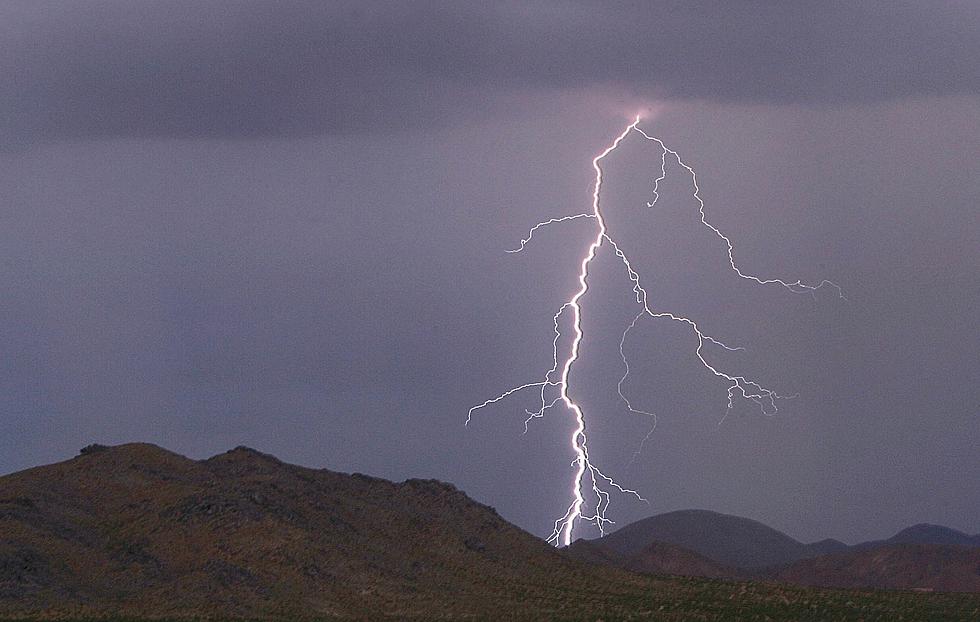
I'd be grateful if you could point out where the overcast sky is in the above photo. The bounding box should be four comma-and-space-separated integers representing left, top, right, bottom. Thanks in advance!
1, 1, 977, 545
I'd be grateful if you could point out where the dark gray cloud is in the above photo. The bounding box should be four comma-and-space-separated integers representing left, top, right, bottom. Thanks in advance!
2, 1, 979, 143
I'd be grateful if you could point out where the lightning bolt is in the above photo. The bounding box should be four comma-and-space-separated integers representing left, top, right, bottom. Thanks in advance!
466, 116, 842, 547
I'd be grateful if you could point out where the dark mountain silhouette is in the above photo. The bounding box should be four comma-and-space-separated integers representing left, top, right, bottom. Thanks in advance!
575, 510, 980, 593
589, 509, 839, 568
1, 444, 979, 619
853, 524, 980, 550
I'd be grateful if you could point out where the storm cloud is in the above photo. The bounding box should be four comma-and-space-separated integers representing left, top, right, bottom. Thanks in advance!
2, 1, 979, 143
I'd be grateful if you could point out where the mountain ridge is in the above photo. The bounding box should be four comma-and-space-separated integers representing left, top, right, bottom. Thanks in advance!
0, 442, 598, 618
853, 523, 980, 550
2, 443, 979, 619
572, 508, 980, 592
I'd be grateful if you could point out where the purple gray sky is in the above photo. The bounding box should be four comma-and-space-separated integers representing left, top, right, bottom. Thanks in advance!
1, 1, 977, 544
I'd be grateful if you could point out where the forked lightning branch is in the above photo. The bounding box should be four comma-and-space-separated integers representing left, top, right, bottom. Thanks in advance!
466, 116, 842, 547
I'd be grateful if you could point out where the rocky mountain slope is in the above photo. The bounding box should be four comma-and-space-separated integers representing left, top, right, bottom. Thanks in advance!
0, 443, 627, 618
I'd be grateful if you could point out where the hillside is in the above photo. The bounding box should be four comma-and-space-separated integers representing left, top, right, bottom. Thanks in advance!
565, 537, 740, 579
770, 544, 980, 592
0, 443, 610, 619
854, 524, 980, 550
591, 509, 837, 568
1, 444, 979, 620
576, 510, 980, 593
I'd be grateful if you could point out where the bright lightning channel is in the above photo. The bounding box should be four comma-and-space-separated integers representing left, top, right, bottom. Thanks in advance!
466, 116, 842, 547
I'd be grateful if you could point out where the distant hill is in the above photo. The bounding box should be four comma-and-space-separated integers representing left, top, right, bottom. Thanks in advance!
575, 510, 980, 592
853, 524, 980, 550
2, 444, 979, 620
770, 544, 980, 592
589, 509, 840, 568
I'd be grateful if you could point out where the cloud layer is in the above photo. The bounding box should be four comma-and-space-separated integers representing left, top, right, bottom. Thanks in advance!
3, 1, 979, 142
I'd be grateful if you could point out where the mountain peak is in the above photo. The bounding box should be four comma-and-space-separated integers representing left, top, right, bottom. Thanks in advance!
72, 442, 195, 471
216, 445, 283, 462
78, 441, 178, 457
